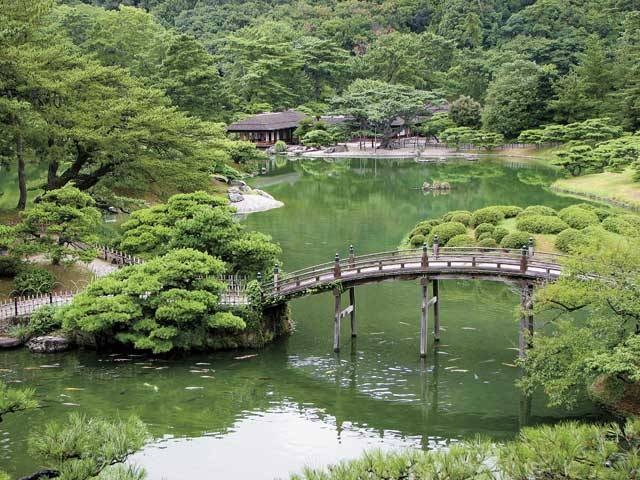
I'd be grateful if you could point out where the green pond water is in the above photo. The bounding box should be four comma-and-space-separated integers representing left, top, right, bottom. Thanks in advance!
1, 157, 600, 478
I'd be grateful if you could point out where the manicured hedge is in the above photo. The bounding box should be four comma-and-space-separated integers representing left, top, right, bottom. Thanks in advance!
517, 205, 558, 217
470, 206, 505, 227
602, 216, 640, 236
493, 227, 510, 243
555, 228, 588, 253
442, 210, 471, 222
474, 223, 495, 239
449, 212, 472, 226
409, 224, 433, 238
428, 222, 467, 245
558, 206, 600, 229
410, 234, 427, 247
477, 238, 498, 248
495, 205, 523, 218
13, 268, 55, 296
516, 214, 569, 234
500, 231, 534, 249
477, 232, 494, 241
446, 234, 476, 247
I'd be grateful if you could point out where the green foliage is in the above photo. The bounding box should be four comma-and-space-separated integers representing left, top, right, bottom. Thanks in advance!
0, 380, 38, 422
443, 210, 472, 225
292, 419, 640, 480
449, 95, 481, 128
522, 237, 640, 409
558, 205, 600, 229
409, 234, 426, 247
29, 413, 149, 480
470, 207, 505, 227
555, 228, 588, 253
602, 215, 640, 236
474, 223, 495, 240
477, 238, 498, 248
60, 248, 247, 353
12, 267, 55, 296
0, 255, 23, 277
495, 205, 523, 218
446, 234, 475, 247
492, 227, 510, 244
427, 222, 467, 245
518, 205, 558, 217
500, 232, 534, 249
16, 186, 101, 264
119, 192, 281, 275
274, 140, 287, 153
302, 129, 333, 148
27, 305, 61, 337
515, 215, 569, 234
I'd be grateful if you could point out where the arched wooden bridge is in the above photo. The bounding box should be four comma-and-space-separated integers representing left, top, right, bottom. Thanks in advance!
258, 246, 564, 358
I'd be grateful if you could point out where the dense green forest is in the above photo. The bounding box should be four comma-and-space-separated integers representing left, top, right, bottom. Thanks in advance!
2, 0, 640, 209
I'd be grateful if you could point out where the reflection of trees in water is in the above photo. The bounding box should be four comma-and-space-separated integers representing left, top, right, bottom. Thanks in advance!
517, 170, 553, 187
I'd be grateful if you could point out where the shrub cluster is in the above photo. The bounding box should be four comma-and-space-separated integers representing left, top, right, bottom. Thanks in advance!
446, 234, 475, 247
495, 205, 523, 218
12, 268, 55, 296
477, 238, 498, 248
500, 231, 534, 249
602, 216, 640, 236
409, 234, 426, 247
474, 223, 495, 239
0, 256, 23, 278
558, 206, 600, 229
470, 206, 505, 227
555, 228, 588, 253
442, 210, 472, 226
518, 205, 557, 217
428, 222, 467, 245
515, 215, 569, 234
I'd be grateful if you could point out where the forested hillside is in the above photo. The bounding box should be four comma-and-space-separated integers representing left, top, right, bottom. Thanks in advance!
63, 0, 640, 132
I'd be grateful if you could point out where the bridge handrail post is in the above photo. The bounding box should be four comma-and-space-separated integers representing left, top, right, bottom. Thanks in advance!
528, 237, 535, 257
520, 245, 528, 272
433, 236, 440, 257
273, 264, 280, 292
348, 245, 355, 268
421, 243, 428, 269
334, 253, 341, 279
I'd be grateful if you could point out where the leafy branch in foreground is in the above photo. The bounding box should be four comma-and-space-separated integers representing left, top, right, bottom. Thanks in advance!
0, 381, 38, 423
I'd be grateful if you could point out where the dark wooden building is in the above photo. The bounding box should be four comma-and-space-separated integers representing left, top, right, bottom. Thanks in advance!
227, 110, 307, 147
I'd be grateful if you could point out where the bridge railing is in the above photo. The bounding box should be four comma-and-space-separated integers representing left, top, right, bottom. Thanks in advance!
261, 248, 566, 293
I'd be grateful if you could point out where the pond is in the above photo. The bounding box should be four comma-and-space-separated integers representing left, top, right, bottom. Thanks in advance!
0, 157, 601, 479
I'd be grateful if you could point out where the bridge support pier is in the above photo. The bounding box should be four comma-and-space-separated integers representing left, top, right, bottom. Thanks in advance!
349, 287, 356, 337
433, 280, 440, 342
333, 287, 356, 353
519, 283, 535, 359
420, 278, 429, 358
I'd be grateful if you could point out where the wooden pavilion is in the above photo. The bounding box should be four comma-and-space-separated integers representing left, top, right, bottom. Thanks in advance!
227, 110, 307, 147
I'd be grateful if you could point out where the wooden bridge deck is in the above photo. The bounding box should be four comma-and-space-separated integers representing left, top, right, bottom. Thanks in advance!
1, 247, 563, 324
261, 247, 563, 301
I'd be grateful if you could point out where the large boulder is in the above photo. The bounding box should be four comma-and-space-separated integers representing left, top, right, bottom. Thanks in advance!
228, 192, 244, 203
27, 335, 70, 353
230, 179, 248, 188
0, 336, 23, 349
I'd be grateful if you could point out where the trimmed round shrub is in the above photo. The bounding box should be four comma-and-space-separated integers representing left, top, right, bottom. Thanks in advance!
500, 231, 534, 249
602, 216, 640, 237
620, 214, 640, 229
495, 205, 523, 218
477, 238, 498, 248
446, 234, 476, 247
593, 208, 613, 221
12, 268, 55, 296
555, 228, 588, 253
493, 227, 510, 243
558, 206, 600, 229
409, 224, 433, 238
518, 205, 557, 217
477, 232, 494, 241
516, 215, 569, 234
410, 234, 427, 247
470, 207, 505, 227
474, 223, 496, 239
0, 256, 23, 278
27, 305, 61, 337
428, 222, 467, 245
442, 210, 471, 222
449, 212, 472, 226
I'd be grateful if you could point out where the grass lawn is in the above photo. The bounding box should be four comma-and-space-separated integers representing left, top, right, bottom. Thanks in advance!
552, 169, 640, 209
